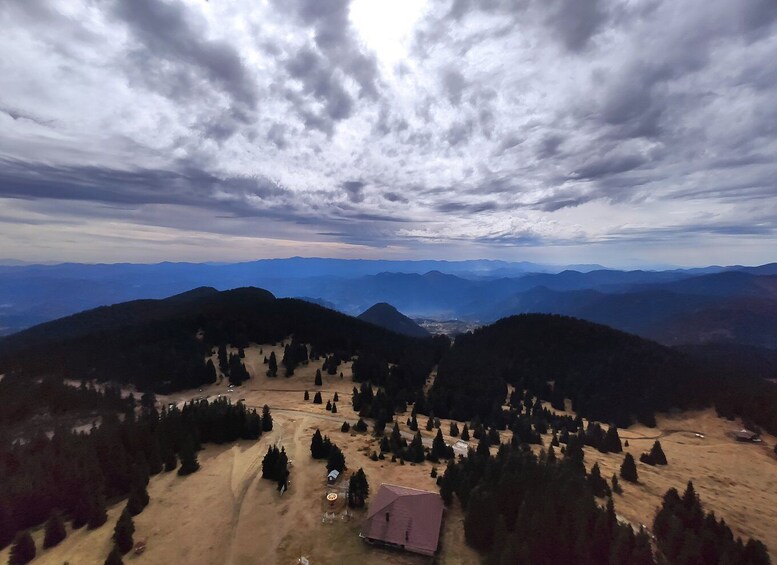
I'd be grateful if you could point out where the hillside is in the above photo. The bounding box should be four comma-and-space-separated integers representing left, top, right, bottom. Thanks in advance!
427, 313, 777, 436
0, 287, 444, 393
357, 302, 430, 338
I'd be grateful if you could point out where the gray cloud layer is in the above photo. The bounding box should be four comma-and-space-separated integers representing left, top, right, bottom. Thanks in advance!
0, 0, 776, 265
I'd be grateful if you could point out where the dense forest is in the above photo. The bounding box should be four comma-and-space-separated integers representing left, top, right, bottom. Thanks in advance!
0, 395, 267, 550
427, 314, 777, 435
0, 287, 442, 393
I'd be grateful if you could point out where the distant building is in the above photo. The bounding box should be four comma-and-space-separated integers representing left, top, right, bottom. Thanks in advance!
327, 469, 340, 484
735, 429, 760, 442
360, 484, 444, 557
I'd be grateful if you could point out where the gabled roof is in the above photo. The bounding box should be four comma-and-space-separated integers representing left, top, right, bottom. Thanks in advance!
361, 484, 444, 556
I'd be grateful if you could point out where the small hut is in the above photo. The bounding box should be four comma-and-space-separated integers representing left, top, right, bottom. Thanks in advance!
327, 469, 340, 484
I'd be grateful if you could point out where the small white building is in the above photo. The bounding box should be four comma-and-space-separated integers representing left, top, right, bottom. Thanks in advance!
327, 470, 340, 484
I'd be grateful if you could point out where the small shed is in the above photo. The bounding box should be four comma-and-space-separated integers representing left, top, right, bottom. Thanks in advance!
327, 469, 340, 484
735, 429, 760, 442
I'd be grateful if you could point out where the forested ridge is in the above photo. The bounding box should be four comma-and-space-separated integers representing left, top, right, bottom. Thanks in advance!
427, 314, 777, 435
0, 287, 439, 393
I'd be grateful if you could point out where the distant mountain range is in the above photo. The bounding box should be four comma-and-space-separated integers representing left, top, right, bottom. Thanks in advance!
1, 258, 776, 350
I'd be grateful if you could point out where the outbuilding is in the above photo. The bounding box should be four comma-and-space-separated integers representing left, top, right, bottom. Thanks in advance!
327, 469, 340, 484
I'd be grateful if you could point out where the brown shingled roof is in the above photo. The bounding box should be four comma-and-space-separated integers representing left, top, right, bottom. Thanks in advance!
360, 484, 444, 556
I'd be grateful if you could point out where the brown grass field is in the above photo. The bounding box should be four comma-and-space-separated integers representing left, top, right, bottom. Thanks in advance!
2, 341, 776, 564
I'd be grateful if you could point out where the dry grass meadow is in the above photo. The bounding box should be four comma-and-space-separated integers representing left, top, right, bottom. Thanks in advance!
3, 341, 776, 564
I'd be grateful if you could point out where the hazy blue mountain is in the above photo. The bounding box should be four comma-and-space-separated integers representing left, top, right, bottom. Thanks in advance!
357, 303, 431, 338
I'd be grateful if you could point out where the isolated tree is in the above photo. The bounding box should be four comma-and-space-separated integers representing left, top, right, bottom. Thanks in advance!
326, 399, 332, 411
43, 509, 67, 549
304, 390, 310, 401
104, 546, 124, 565
426, 416, 434, 431
178, 435, 200, 476
333, 392, 339, 402
315, 369, 323, 386
113, 509, 135, 555
348, 468, 369, 508
313, 391, 323, 404
649, 440, 667, 465
620, 453, 638, 483
9, 531, 35, 565
341, 421, 350, 432
449, 422, 460, 437
354, 418, 367, 432
261, 405, 273, 431
267, 351, 278, 377
461, 424, 470, 441
331, 402, 338, 414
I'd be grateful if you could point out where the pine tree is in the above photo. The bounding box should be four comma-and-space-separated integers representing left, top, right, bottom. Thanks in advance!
461, 424, 470, 441
588, 462, 610, 498
327, 445, 346, 473
178, 435, 200, 476
315, 369, 322, 386
450, 422, 460, 437
603, 425, 623, 453
43, 509, 67, 548
612, 474, 623, 495
104, 545, 124, 565
87, 490, 108, 529
331, 402, 337, 413
333, 392, 339, 402
348, 468, 369, 508
261, 405, 273, 431
649, 440, 667, 465
304, 390, 309, 401
8, 531, 35, 565
113, 509, 135, 554
408, 432, 425, 463
426, 416, 434, 431
267, 351, 278, 377
341, 421, 350, 432
326, 400, 332, 411
432, 429, 449, 459
620, 453, 638, 483
311, 429, 326, 459
313, 391, 323, 404
354, 418, 367, 432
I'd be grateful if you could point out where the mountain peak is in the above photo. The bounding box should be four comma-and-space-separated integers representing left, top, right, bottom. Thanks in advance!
358, 302, 431, 338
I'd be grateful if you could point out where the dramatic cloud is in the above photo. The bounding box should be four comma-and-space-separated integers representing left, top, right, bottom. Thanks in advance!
0, 0, 776, 266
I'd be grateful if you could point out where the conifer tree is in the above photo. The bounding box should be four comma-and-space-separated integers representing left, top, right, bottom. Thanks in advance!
178, 435, 200, 476
348, 468, 369, 508
87, 490, 108, 529
327, 445, 346, 473
313, 391, 323, 404
331, 402, 337, 413
8, 531, 35, 565
620, 453, 638, 483
426, 415, 434, 431
649, 440, 667, 465
612, 474, 623, 495
408, 432, 425, 463
603, 425, 623, 453
267, 352, 278, 377
311, 429, 325, 459
341, 421, 350, 432
261, 405, 273, 431
326, 400, 332, 411
104, 545, 124, 565
113, 509, 135, 554
354, 418, 367, 432
450, 422, 460, 437
304, 390, 309, 401
315, 369, 322, 386
432, 429, 449, 459
43, 509, 67, 548
333, 392, 339, 402
461, 424, 470, 441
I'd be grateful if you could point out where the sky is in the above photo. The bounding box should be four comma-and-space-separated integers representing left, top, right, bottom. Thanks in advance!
1, 0, 776, 268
